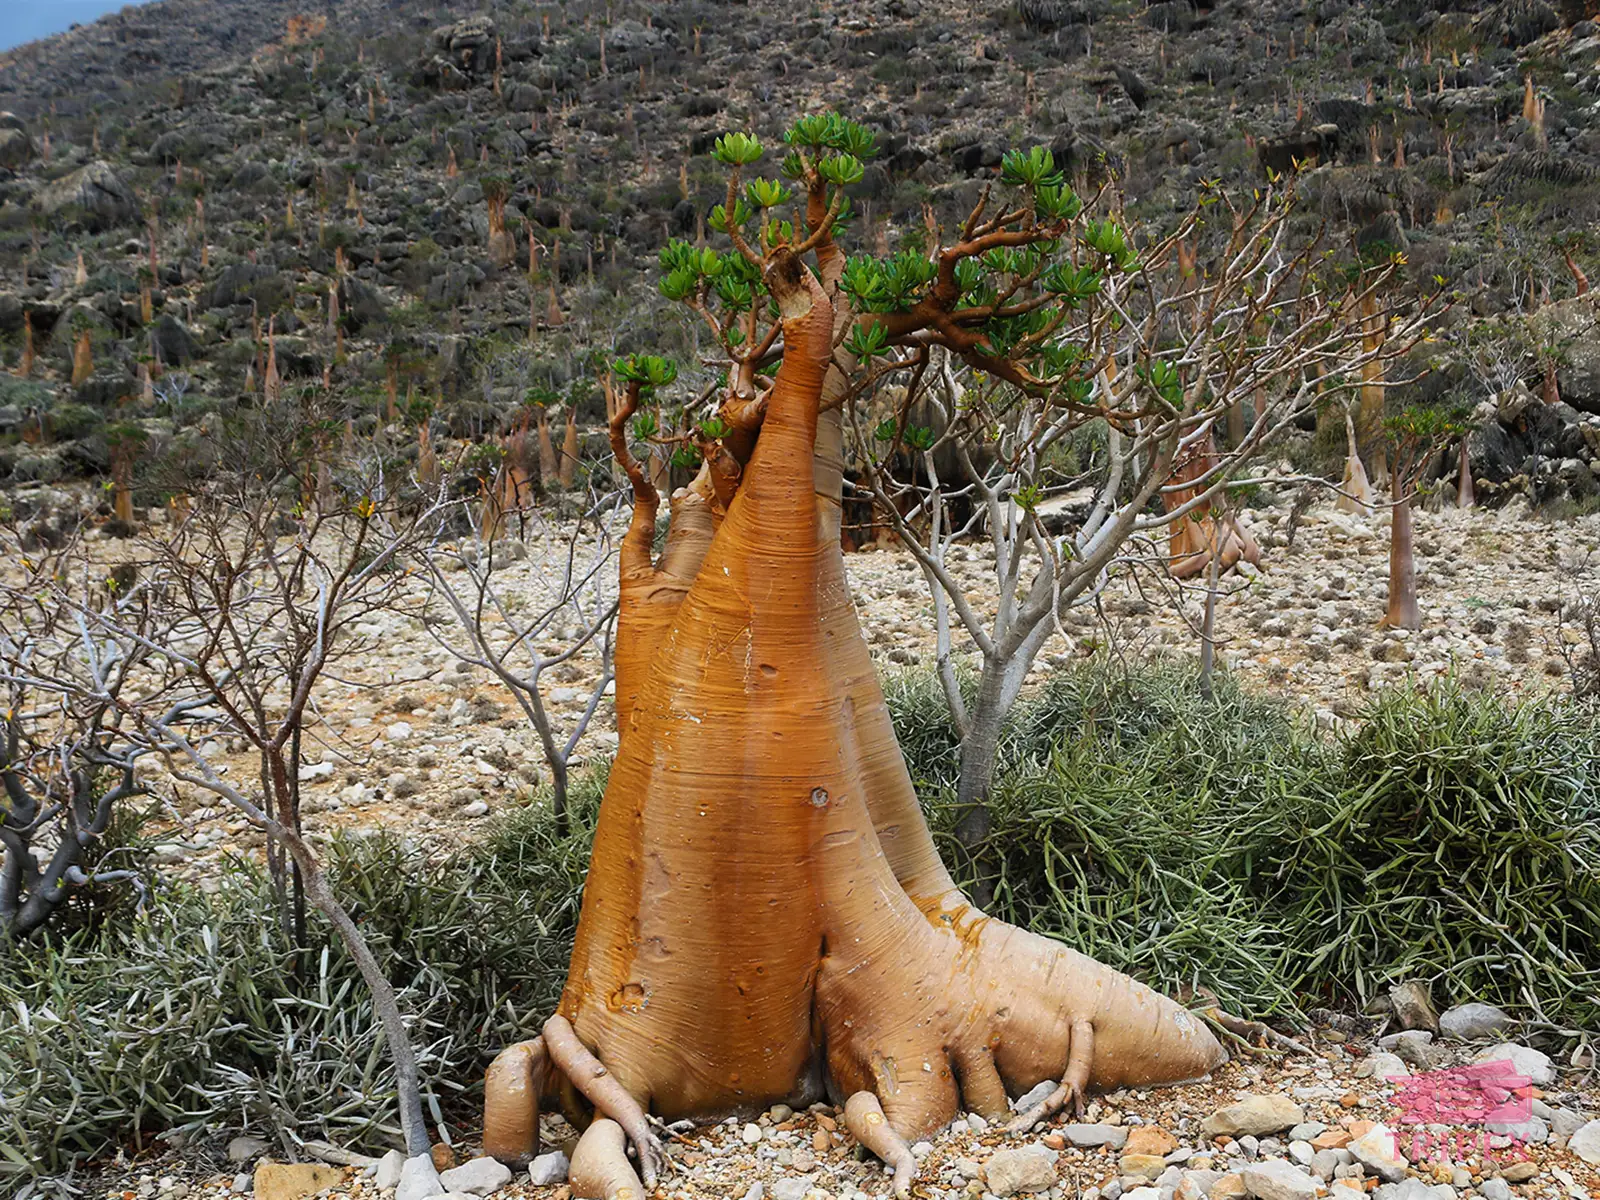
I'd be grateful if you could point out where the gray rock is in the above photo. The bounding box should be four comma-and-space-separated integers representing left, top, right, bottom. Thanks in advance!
1241, 1160, 1318, 1200
1485, 1114, 1547, 1144
1438, 1003, 1513, 1040
1012, 1080, 1058, 1113
1472, 1043, 1555, 1086
1310, 1149, 1350, 1181
1479, 1181, 1511, 1200
1287, 1124, 1327, 1143
1065, 1124, 1130, 1149
1569, 1118, 1600, 1164
231, 1172, 251, 1193
985, 1146, 1060, 1196
528, 1150, 569, 1185
1373, 1182, 1453, 1200
771, 1179, 811, 1200
396, 1154, 445, 1200
1202, 1096, 1305, 1138
439, 1156, 512, 1196
1287, 1141, 1314, 1166
227, 1136, 270, 1164
375, 1149, 406, 1189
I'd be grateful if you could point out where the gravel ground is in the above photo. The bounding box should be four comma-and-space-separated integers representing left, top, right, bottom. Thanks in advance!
126, 496, 1600, 883
99, 1025, 1600, 1200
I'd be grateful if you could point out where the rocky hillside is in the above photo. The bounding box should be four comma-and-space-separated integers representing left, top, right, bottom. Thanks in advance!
1, 0, 1599, 511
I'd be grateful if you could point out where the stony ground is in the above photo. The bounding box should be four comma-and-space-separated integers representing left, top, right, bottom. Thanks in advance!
103, 1020, 1600, 1200
132, 495, 1600, 885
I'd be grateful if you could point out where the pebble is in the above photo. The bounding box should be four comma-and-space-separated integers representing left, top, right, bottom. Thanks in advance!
742, 1122, 764, 1145
374, 1149, 406, 1189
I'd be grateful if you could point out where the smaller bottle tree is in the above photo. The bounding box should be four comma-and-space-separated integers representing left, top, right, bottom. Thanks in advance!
1381, 407, 1472, 631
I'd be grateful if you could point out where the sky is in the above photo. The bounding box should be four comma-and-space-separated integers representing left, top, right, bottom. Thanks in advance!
1, 1, 141, 53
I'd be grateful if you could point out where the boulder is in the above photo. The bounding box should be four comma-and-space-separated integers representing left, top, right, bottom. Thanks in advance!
34, 161, 140, 231
1529, 294, 1600, 415
1202, 1095, 1306, 1138
0, 115, 33, 169
152, 313, 198, 365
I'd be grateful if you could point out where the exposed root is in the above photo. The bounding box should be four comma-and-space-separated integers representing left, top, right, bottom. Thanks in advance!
543, 1015, 666, 1188
1005, 1019, 1092, 1133
482, 1036, 547, 1168
1205, 1007, 1313, 1057
844, 1093, 916, 1200
570, 1118, 648, 1200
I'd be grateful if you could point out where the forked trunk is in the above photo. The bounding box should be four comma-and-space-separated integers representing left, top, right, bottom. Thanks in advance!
1382, 490, 1420, 631
483, 257, 1225, 1187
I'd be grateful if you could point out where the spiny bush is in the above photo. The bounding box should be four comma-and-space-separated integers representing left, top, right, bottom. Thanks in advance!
890, 663, 1600, 1025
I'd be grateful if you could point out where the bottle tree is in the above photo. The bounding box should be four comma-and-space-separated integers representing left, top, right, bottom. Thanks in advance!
481, 115, 1227, 1198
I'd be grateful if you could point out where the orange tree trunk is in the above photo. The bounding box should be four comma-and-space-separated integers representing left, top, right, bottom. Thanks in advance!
484, 255, 1225, 1182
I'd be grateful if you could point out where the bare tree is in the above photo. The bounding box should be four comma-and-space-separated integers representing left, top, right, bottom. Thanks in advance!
844, 184, 1435, 857
0, 535, 147, 940
421, 484, 623, 834
0, 410, 458, 1158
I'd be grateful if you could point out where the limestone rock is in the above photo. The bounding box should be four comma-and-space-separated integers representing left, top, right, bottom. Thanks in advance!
227, 1135, 270, 1163
1348, 1126, 1409, 1183
1202, 1096, 1306, 1138
396, 1153, 445, 1200
984, 1146, 1060, 1196
1065, 1124, 1130, 1149
375, 1149, 406, 1189
528, 1150, 569, 1184
1241, 1160, 1319, 1200
1472, 1042, 1555, 1086
439, 1155, 512, 1196
252, 1162, 344, 1200
1568, 1119, 1600, 1164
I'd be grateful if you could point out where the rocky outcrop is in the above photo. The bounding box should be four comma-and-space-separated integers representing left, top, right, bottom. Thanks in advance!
33, 160, 139, 231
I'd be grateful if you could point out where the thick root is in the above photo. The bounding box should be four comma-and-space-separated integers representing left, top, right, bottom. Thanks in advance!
483, 1037, 547, 1167
544, 1015, 666, 1188
844, 1093, 916, 1200
570, 1119, 647, 1200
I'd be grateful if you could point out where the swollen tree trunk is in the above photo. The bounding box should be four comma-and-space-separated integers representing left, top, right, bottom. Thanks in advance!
1383, 489, 1420, 630
482, 255, 1225, 1189
1456, 440, 1475, 509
